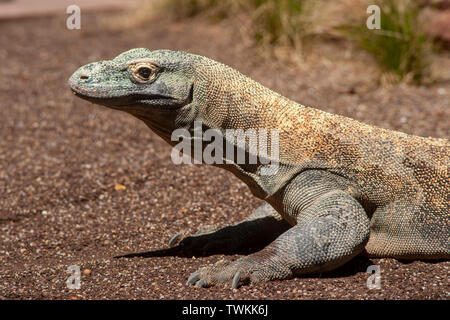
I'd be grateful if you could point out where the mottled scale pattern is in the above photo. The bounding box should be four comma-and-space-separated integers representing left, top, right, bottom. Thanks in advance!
190, 54, 449, 259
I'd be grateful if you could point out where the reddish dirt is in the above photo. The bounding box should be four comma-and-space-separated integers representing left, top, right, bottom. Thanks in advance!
0, 11, 448, 300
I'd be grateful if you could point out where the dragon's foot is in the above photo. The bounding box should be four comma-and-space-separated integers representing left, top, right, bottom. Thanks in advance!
187, 256, 291, 289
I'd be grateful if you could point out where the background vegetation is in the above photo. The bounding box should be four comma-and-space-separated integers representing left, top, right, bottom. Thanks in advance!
116, 0, 445, 84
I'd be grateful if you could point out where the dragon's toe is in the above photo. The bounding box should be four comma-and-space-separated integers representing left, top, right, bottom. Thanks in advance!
186, 258, 262, 289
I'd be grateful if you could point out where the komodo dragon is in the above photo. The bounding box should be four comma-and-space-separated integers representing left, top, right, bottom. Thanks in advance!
68, 48, 449, 289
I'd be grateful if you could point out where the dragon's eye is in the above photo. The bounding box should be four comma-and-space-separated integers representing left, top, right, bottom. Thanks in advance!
130, 62, 157, 82
138, 67, 152, 79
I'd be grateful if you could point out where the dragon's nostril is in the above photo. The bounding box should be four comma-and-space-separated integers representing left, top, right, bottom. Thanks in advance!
80, 75, 89, 80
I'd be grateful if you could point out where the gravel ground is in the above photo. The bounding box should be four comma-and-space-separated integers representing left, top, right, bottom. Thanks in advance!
0, 12, 449, 300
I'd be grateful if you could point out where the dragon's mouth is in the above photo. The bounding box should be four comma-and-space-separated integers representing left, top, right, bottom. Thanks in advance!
68, 71, 193, 110
70, 85, 190, 111
70, 90, 123, 107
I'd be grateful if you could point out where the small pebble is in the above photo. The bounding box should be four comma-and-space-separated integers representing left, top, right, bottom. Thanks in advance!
83, 269, 92, 276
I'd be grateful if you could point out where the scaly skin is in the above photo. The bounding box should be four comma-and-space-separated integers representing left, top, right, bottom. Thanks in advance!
69, 48, 449, 289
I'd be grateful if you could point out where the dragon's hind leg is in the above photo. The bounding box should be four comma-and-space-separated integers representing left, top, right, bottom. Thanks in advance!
187, 188, 370, 288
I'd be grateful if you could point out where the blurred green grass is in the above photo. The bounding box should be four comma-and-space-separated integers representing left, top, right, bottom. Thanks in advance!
125, 0, 435, 84
338, 0, 432, 83
161, 0, 310, 47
